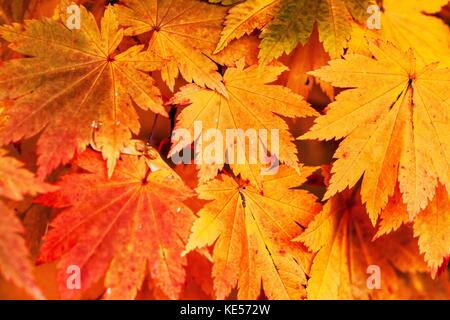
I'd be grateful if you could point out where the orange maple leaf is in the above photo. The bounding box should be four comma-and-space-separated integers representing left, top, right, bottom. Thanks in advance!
36, 148, 195, 299
0, 4, 166, 178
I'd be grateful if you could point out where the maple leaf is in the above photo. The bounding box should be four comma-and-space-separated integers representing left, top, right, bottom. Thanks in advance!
169, 59, 317, 186
297, 187, 427, 300
115, 0, 227, 95
36, 148, 195, 299
0, 4, 166, 178
302, 40, 450, 222
214, 0, 373, 63
184, 166, 321, 299
0, 149, 55, 299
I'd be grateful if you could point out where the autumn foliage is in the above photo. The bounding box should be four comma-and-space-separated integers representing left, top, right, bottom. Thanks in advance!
0, 0, 449, 300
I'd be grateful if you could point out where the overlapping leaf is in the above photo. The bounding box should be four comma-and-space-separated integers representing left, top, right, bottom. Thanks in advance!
413, 185, 450, 277
208, 0, 243, 5
297, 187, 428, 299
377, 184, 450, 277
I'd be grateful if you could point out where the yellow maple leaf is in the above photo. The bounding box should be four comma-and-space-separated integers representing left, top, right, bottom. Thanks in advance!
169, 59, 317, 186
184, 166, 321, 299
302, 40, 450, 222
